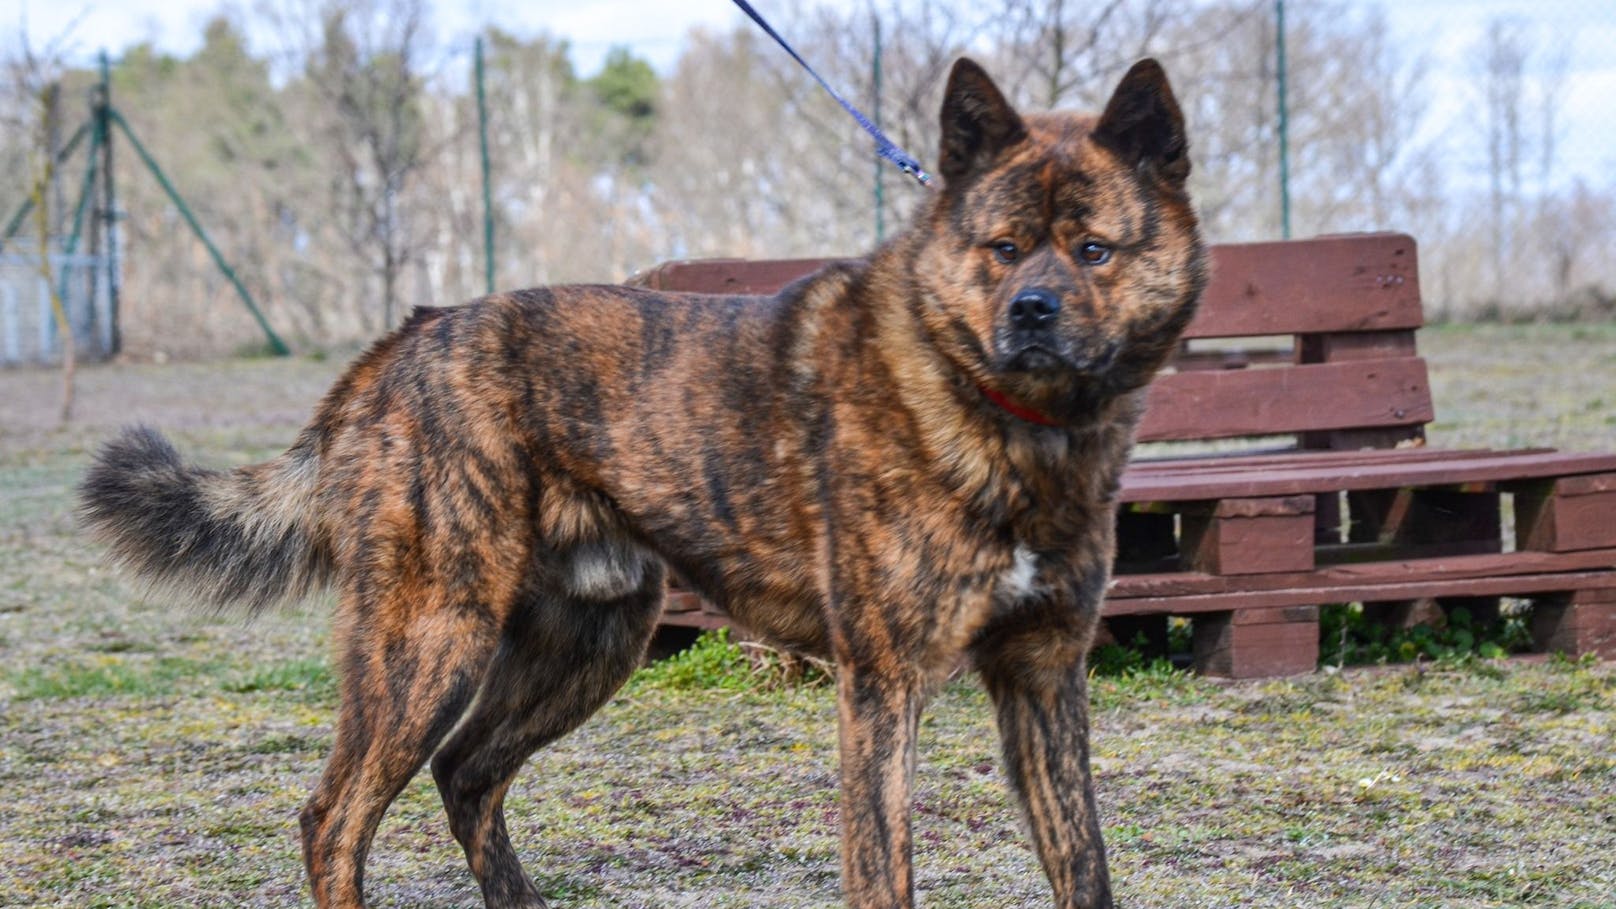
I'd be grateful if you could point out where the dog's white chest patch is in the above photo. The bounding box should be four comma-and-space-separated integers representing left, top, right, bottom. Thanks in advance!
999, 545, 1040, 600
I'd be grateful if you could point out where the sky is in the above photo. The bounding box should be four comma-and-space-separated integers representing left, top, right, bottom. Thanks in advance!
5, 0, 761, 74
6, 0, 1613, 188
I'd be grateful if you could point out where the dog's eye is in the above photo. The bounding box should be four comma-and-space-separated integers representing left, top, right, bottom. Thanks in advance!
992, 241, 1020, 265
1078, 242, 1113, 265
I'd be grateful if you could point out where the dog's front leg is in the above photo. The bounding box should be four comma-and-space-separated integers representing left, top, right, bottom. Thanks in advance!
977, 631, 1113, 909
835, 663, 922, 908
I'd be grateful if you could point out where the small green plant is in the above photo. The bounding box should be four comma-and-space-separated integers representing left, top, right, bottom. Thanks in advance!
632, 628, 830, 692
1319, 602, 1533, 668
222, 657, 334, 700
1089, 639, 1149, 677
634, 628, 753, 690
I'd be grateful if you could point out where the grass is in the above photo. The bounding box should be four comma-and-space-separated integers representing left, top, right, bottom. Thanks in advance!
1, 326, 1614, 906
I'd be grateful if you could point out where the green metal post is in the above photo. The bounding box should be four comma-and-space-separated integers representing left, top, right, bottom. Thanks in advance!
56, 125, 100, 306
872, 13, 885, 244
476, 36, 496, 295
54, 125, 98, 310
66, 155, 98, 253
98, 50, 121, 354
108, 108, 289, 356
63, 110, 100, 255
1275, 0, 1292, 240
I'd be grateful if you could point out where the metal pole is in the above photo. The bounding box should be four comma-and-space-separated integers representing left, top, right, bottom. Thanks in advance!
99, 50, 122, 355
57, 125, 100, 311
108, 108, 289, 356
1275, 0, 1292, 240
476, 36, 496, 295
872, 12, 885, 244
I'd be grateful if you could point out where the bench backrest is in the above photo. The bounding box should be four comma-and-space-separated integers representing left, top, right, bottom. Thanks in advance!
632, 232, 1428, 451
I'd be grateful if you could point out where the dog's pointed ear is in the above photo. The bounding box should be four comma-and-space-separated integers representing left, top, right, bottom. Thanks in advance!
1094, 58, 1190, 184
938, 58, 1027, 183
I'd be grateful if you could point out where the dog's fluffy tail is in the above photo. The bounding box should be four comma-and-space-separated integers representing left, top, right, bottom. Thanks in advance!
78, 426, 335, 613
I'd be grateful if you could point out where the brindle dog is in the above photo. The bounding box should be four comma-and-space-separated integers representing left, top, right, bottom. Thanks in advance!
81, 58, 1205, 909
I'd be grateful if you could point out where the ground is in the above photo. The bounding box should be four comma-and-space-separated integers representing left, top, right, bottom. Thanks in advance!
1, 324, 1614, 908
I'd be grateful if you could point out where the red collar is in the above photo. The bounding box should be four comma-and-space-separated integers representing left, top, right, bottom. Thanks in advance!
977, 383, 1063, 427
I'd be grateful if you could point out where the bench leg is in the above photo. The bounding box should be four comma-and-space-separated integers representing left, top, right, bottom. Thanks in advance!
1532, 589, 1616, 659
1192, 606, 1319, 679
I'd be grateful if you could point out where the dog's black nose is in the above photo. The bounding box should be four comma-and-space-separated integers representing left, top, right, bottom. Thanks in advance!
1009, 288, 1061, 330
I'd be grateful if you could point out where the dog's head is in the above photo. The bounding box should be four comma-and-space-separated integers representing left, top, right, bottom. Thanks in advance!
910, 58, 1207, 424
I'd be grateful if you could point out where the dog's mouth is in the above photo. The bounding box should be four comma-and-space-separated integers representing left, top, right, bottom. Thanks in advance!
1006, 345, 1066, 372
999, 335, 1119, 377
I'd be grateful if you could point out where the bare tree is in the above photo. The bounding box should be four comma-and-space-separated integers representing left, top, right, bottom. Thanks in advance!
3, 26, 78, 415
1478, 18, 1529, 293
264, 0, 440, 332
991, 0, 1179, 110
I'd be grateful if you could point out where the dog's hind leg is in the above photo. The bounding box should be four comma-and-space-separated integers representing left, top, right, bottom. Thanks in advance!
299, 583, 500, 909
430, 548, 665, 909
975, 625, 1113, 909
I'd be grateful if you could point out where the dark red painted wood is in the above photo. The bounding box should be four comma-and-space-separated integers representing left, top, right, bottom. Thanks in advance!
1119, 450, 1616, 503
1126, 447, 1532, 474
1514, 473, 1616, 552
1191, 606, 1320, 678
1136, 357, 1432, 442
1111, 547, 1616, 601
630, 257, 842, 295
1181, 496, 1315, 575
631, 233, 1423, 341
1531, 588, 1616, 658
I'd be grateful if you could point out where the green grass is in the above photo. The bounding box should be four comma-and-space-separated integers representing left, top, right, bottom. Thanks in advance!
7, 654, 228, 700
221, 656, 336, 700
2, 333, 1615, 906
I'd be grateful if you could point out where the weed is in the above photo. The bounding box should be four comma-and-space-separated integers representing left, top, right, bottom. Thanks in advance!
1319, 602, 1531, 668
221, 657, 334, 700
1090, 639, 1151, 677
631, 629, 830, 693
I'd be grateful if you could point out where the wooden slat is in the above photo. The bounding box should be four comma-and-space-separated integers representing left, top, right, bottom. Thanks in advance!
630, 234, 1421, 341
1127, 446, 1526, 475
657, 610, 729, 630
1120, 449, 1616, 502
1110, 547, 1616, 601
629, 258, 838, 294
1135, 357, 1432, 442
1187, 233, 1422, 339
1106, 568, 1616, 617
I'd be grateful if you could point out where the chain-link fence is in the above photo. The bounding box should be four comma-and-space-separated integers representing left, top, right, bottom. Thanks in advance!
0, 246, 116, 366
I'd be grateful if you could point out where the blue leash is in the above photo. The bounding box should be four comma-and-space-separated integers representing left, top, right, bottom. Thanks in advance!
730, 0, 934, 187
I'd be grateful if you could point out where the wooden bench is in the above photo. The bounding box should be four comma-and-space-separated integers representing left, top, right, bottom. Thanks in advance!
632, 233, 1616, 678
